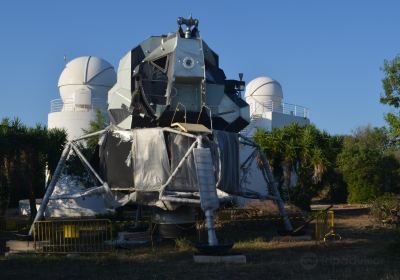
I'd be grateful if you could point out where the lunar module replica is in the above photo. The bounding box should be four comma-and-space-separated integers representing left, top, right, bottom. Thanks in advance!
29, 17, 292, 248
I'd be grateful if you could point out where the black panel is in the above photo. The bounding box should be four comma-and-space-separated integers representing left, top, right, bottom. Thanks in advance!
224, 116, 249, 133
135, 191, 159, 204
205, 62, 226, 84
152, 56, 168, 71
99, 132, 134, 189
210, 49, 219, 66
209, 117, 230, 131
130, 46, 145, 91
109, 108, 131, 125
203, 41, 219, 67
139, 62, 168, 112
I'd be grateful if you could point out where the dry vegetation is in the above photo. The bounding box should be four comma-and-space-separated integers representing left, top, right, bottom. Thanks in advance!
0, 206, 399, 280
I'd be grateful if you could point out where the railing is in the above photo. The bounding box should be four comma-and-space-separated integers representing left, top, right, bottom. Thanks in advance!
50, 98, 107, 113
248, 100, 309, 119
33, 219, 114, 253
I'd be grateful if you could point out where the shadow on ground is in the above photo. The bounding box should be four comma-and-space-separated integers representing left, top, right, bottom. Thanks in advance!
1, 207, 399, 280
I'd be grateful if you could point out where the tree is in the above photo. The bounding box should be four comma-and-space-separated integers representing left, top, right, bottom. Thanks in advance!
337, 126, 400, 203
46, 128, 67, 180
380, 55, 400, 138
253, 123, 342, 210
0, 118, 67, 218
83, 109, 108, 150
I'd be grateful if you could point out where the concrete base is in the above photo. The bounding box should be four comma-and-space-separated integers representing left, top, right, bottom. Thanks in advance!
5, 240, 36, 256
114, 231, 151, 246
272, 235, 312, 242
193, 254, 246, 264
118, 231, 150, 241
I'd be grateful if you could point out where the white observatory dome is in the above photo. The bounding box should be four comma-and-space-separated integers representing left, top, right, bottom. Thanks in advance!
245, 76, 283, 115
49, 56, 117, 140
58, 56, 116, 103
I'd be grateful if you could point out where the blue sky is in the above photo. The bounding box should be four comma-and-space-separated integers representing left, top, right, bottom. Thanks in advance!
0, 0, 399, 135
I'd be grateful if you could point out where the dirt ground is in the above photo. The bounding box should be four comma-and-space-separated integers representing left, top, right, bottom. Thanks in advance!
0, 205, 399, 280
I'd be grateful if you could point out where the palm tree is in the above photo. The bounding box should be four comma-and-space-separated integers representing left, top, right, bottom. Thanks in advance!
254, 124, 336, 210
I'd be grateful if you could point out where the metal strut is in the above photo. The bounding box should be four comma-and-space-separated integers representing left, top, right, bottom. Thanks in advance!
239, 134, 293, 232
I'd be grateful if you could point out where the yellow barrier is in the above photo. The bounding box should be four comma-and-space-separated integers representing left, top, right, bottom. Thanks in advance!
33, 219, 113, 253
315, 210, 341, 242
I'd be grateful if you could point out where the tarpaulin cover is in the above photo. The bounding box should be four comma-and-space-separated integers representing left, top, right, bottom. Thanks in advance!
132, 128, 170, 191
168, 134, 197, 192
98, 127, 240, 205
99, 131, 134, 189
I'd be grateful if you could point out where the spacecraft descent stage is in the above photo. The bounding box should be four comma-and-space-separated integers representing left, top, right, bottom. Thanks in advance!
29, 17, 293, 247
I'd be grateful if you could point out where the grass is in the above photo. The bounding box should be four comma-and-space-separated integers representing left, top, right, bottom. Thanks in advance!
1, 206, 400, 280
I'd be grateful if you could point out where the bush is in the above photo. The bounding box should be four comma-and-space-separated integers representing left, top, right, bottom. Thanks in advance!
337, 126, 400, 203
174, 238, 193, 251
0, 118, 66, 216
370, 193, 399, 224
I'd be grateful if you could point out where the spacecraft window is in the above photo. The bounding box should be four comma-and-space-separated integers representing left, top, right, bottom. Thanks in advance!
182, 56, 195, 69
151, 56, 169, 73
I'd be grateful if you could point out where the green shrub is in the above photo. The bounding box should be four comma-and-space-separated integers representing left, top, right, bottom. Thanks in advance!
337, 126, 400, 203
174, 238, 193, 252
370, 193, 400, 223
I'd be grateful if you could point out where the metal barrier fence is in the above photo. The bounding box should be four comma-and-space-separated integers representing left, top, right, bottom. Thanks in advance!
33, 219, 114, 253
315, 210, 341, 242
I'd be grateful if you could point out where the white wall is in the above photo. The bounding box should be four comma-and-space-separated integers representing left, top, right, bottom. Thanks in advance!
48, 111, 96, 140
271, 112, 310, 129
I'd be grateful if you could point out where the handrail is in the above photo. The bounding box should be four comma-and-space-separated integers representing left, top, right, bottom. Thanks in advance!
248, 100, 309, 119
50, 98, 107, 113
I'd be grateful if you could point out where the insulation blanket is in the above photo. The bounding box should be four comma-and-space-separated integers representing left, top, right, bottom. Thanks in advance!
168, 133, 197, 192
132, 128, 170, 191
99, 130, 134, 189
99, 128, 241, 205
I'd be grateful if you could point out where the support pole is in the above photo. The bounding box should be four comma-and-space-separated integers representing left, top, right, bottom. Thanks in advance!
196, 136, 219, 246
71, 128, 108, 142
205, 209, 218, 246
29, 142, 71, 235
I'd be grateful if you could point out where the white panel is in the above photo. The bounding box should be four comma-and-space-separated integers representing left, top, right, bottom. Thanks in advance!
74, 88, 91, 105
48, 111, 96, 140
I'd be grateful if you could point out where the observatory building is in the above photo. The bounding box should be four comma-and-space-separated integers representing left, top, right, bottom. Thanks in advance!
241, 76, 310, 137
240, 76, 310, 196
48, 56, 117, 140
